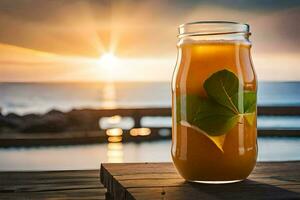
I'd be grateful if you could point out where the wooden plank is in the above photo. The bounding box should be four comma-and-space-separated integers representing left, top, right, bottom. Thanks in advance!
0, 170, 106, 199
100, 162, 300, 200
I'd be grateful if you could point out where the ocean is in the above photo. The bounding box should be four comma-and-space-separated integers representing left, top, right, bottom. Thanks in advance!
1, 81, 300, 115
0, 138, 300, 171
0, 82, 300, 170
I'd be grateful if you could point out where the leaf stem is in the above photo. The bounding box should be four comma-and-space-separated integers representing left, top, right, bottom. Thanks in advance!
219, 79, 240, 114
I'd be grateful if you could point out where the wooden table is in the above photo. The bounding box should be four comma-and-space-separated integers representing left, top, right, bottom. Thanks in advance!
101, 162, 300, 200
0, 170, 106, 199
0, 162, 299, 199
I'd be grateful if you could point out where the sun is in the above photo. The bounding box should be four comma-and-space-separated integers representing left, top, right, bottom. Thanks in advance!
98, 53, 119, 67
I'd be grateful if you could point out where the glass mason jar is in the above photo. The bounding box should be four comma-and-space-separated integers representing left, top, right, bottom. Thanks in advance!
171, 21, 257, 183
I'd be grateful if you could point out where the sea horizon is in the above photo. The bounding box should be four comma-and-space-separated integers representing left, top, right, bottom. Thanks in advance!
1, 80, 300, 84
1, 81, 300, 115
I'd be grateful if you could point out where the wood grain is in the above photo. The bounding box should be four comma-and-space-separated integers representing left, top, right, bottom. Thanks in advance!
1, 162, 299, 199
0, 170, 106, 200
101, 162, 300, 200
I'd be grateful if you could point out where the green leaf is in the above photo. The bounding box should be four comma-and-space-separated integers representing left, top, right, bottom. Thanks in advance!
180, 121, 227, 152
203, 69, 241, 114
244, 91, 256, 113
179, 69, 257, 136
180, 95, 202, 122
243, 91, 256, 125
232, 90, 257, 113
192, 97, 239, 136
244, 113, 255, 126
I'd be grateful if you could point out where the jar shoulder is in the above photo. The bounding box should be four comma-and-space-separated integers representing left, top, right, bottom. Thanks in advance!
172, 43, 257, 93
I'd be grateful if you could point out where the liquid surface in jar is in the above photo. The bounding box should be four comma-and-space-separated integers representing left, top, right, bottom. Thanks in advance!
172, 40, 257, 181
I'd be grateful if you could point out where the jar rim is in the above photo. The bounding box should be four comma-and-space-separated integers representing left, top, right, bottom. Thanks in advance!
178, 21, 250, 38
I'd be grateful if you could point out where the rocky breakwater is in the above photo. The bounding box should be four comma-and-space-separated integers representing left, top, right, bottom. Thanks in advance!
0, 109, 102, 134
0, 108, 172, 146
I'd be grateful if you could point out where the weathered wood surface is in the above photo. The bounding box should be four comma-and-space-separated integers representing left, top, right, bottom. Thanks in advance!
0, 170, 105, 200
0, 162, 299, 200
100, 162, 300, 200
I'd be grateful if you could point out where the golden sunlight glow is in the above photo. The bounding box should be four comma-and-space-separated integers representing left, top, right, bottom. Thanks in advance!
107, 142, 123, 163
98, 52, 119, 67
1, 2, 300, 83
107, 142, 123, 150
106, 128, 123, 137
107, 115, 122, 124
130, 128, 151, 136
107, 136, 123, 143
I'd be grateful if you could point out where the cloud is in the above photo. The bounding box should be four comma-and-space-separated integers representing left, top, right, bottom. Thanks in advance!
0, 0, 299, 82
0, 0, 111, 57
0, 0, 299, 58
176, 0, 300, 10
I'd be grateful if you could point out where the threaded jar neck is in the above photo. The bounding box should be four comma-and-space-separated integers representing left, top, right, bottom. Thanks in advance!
178, 21, 251, 43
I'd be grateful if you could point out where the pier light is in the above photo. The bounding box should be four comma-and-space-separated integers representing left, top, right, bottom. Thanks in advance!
130, 128, 151, 136
107, 136, 122, 143
106, 128, 123, 137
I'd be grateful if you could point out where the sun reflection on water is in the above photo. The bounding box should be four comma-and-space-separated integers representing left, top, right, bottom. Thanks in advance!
107, 141, 123, 163
102, 82, 117, 108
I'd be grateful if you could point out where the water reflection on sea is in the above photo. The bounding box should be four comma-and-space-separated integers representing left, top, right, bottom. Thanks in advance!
105, 126, 152, 163
106, 127, 124, 163
107, 142, 123, 163
0, 137, 299, 171
1, 82, 300, 115
1, 82, 300, 171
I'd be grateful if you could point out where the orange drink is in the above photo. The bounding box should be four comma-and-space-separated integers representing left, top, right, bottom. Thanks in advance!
171, 22, 257, 183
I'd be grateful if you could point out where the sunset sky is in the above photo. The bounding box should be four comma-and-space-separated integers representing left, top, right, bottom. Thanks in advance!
0, 0, 299, 82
